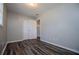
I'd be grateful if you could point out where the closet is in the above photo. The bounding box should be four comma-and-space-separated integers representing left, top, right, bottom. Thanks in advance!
23, 19, 37, 39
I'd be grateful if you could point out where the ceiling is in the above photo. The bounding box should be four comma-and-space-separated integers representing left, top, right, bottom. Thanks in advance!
6, 3, 58, 19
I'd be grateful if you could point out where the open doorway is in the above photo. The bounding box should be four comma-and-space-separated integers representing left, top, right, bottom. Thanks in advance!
37, 19, 40, 40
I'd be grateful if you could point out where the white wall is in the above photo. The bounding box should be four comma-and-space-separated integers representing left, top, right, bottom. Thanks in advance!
7, 12, 37, 42
38, 4, 79, 53
7, 12, 23, 42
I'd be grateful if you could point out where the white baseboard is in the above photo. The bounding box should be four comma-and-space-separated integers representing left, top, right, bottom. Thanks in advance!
1, 39, 37, 55
2, 39, 79, 54
41, 40, 79, 54
7, 38, 37, 44
1, 42, 8, 55
7, 39, 26, 44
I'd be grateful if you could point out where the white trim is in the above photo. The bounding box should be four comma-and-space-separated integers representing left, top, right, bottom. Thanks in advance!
1, 39, 37, 54
1, 42, 8, 55
7, 39, 26, 43
3, 39, 79, 54
7, 38, 37, 44
41, 40, 79, 54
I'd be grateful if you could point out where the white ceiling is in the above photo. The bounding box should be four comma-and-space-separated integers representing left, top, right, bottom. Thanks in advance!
7, 3, 58, 19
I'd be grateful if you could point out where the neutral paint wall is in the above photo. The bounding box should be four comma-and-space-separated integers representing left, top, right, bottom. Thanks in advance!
0, 4, 7, 54
38, 4, 79, 53
7, 12, 23, 42
7, 12, 37, 42
3, 4, 8, 44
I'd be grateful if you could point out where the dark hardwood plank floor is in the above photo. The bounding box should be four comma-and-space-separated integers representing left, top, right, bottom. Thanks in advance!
3, 39, 79, 55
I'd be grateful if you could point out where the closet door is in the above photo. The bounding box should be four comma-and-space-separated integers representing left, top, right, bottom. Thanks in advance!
28, 20, 37, 39
23, 20, 29, 39
23, 20, 37, 40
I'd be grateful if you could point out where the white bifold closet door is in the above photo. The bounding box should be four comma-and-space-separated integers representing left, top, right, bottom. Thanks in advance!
23, 20, 37, 39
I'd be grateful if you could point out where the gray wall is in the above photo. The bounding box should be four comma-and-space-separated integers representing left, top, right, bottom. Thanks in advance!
7, 12, 37, 42
7, 12, 23, 42
39, 4, 79, 53
0, 4, 7, 54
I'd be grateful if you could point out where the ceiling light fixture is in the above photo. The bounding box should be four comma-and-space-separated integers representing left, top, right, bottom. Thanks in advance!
27, 3, 38, 8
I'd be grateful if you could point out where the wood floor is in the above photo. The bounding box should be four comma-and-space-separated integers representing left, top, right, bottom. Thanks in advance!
3, 39, 79, 55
